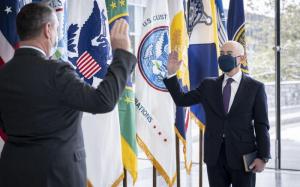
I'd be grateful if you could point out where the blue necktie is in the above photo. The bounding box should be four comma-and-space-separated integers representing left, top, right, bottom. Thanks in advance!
223, 78, 234, 113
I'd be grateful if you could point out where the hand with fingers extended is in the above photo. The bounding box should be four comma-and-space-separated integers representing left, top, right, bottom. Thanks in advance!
249, 158, 266, 173
167, 51, 183, 76
110, 19, 130, 52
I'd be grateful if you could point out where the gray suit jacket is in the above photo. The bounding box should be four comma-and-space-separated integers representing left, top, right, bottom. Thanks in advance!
0, 48, 136, 187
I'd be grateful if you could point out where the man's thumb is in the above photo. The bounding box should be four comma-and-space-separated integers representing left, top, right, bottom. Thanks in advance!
249, 162, 255, 170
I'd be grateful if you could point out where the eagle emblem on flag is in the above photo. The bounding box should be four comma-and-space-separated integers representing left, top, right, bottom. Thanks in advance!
67, 0, 111, 85
188, 0, 212, 36
137, 26, 169, 91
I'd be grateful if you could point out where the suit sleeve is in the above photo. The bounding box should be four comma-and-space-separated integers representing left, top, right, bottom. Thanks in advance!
253, 84, 271, 159
163, 76, 204, 107
55, 49, 136, 114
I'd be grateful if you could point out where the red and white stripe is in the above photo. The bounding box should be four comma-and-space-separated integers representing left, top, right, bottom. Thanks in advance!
0, 30, 14, 149
0, 129, 7, 151
0, 31, 15, 64
76, 51, 101, 79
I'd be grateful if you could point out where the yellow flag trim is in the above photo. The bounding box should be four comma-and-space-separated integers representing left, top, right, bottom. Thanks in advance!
211, 0, 220, 57
174, 127, 193, 174
121, 136, 138, 183
137, 135, 177, 187
108, 13, 129, 24
190, 112, 206, 130
111, 173, 125, 187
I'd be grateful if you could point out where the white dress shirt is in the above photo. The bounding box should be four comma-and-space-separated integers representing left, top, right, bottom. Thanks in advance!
222, 70, 242, 113
20, 45, 46, 56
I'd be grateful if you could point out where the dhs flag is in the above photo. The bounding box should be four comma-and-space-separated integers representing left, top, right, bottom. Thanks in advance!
227, 0, 248, 73
135, 0, 176, 186
0, 0, 32, 155
188, 0, 219, 129
67, 0, 123, 186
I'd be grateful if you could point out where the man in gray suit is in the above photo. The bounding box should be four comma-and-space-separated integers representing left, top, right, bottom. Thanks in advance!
0, 3, 136, 187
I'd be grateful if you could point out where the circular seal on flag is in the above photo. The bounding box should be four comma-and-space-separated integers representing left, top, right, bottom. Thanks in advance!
138, 26, 169, 92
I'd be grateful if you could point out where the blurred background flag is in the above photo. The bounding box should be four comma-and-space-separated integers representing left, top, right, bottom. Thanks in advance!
168, 0, 192, 174
187, 0, 219, 129
0, 0, 32, 155
135, 0, 177, 185
216, 0, 228, 47
48, 0, 68, 61
227, 0, 248, 74
106, 0, 138, 184
67, 0, 123, 186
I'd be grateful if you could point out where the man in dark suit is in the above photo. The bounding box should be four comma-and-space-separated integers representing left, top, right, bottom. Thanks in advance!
0, 3, 136, 187
164, 41, 271, 187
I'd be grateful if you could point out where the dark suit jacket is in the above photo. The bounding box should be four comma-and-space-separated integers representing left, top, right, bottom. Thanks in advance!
0, 48, 136, 187
164, 74, 271, 170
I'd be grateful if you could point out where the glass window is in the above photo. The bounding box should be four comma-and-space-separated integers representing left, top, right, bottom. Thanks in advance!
244, 0, 276, 169
280, 0, 300, 170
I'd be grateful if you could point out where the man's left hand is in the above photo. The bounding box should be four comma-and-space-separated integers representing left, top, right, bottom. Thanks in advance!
249, 158, 266, 173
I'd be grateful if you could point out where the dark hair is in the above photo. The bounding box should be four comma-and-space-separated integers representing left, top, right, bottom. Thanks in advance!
16, 3, 55, 40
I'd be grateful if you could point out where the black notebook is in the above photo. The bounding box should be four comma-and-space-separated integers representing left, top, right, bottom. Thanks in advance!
243, 151, 257, 172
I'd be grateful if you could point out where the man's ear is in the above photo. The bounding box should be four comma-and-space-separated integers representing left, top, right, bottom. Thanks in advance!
43, 22, 52, 40
238, 55, 247, 66
240, 55, 247, 61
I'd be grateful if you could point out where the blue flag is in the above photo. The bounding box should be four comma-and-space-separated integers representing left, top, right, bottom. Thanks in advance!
188, 0, 219, 129
227, 0, 248, 73
0, 0, 31, 65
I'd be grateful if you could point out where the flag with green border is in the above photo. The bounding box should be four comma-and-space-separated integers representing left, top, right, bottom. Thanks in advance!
106, 0, 138, 183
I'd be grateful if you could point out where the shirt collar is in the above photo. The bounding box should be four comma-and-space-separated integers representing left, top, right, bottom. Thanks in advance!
224, 70, 242, 84
20, 45, 47, 57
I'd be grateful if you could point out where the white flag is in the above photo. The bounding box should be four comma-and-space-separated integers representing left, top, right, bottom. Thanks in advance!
136, 0, 176, 186
67, 0, 123, 186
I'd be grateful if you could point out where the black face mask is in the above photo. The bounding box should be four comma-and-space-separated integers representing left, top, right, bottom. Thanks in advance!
218, 55, 238, 73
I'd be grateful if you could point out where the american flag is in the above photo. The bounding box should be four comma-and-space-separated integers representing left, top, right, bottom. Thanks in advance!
0, 0, 32, 149
76, 51, 102, 79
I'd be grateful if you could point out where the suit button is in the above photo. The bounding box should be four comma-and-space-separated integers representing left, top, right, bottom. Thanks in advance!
222, 133, 226, 138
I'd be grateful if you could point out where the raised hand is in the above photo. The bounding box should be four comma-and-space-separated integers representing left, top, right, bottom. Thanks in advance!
167, 51, 183, 76
110, 19, 130, 52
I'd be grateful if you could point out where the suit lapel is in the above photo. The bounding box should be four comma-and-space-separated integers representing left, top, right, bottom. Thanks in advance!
228, 73, 248, 115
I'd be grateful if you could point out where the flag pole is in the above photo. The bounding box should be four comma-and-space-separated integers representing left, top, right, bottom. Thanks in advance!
153, 166, 157, 187
176, 134, 181, 187
123, 168, 127, 187
275, 0, 281, 170
199, 128, 203, 187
